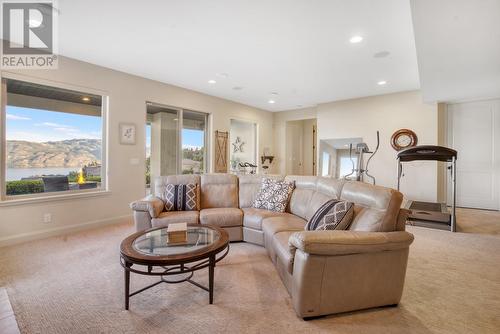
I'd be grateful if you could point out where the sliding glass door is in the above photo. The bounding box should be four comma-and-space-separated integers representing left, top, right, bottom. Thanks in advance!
182, 110, 207, 174
146, 103, 208, 191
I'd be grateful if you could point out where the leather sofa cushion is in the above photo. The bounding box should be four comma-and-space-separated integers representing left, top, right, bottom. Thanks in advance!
200, 208, 243, 227
242, 207, 293, 230
284, 175, 318, 220
273, 231, 296, 274
201, 174, 238, 209
341, 181, 403, 232
284, 176, 345, 221
262, 214, 307, 250
262, 215, 307, 236
151, 211, 199, 228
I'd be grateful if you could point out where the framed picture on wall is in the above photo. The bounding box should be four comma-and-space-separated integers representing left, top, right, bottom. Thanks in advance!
119, 123, 136, 145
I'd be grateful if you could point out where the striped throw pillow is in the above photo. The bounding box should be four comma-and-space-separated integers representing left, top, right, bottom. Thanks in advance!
305, 199, 354, 231
162, 183, 198, 211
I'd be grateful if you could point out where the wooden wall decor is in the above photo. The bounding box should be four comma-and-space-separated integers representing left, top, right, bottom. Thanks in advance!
214, 131, 229, 173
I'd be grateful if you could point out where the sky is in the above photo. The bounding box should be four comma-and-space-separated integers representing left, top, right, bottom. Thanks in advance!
6, 106, 101, 142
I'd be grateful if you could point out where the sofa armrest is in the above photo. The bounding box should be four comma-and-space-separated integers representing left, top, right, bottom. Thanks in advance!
289, 230, 414, 256
129, 196, 164, 218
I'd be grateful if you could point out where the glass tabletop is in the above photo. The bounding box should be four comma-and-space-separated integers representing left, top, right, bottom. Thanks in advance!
132, 226, 220, 256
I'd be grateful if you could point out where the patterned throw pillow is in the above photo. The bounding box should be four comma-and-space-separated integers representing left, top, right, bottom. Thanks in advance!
162, 183, 198, 211
305, 199, 354, 231
252, 178, 295, 213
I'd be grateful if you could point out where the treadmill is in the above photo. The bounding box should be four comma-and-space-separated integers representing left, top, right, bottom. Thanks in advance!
397, 145, 458, 232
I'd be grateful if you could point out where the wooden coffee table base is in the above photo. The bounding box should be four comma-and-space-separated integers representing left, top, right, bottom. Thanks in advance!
121, 245, 229, 310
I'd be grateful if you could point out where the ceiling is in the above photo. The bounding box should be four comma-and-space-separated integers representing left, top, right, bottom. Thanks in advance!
56, 0, 420, 111
410, 0, 500, 103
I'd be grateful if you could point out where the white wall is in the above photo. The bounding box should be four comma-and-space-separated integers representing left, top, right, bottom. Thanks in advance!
275, 91, 439, 202
0, 56, 274, 246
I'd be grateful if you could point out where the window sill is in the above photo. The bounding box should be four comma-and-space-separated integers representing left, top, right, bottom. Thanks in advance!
0, 190, 112, 207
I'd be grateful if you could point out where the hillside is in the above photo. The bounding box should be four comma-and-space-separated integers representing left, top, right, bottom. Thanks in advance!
7, 139, 102, 168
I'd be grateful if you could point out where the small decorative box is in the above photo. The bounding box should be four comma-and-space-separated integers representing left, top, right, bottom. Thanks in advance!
166, 222, 187, 244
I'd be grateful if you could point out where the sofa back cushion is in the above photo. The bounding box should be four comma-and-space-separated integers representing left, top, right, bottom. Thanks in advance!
284, 176, 318, 220
307, 178, 345, 221
238, 174, 284, 208
340, 181, 403, 232
200, 174, 238, 208
284, 176, 345, 221
154, 175, 201, 210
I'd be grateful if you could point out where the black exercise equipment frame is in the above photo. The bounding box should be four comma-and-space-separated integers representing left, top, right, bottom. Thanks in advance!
396, 145, 458, 232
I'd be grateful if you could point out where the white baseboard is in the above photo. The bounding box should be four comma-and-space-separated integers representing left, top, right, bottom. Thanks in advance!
0, 214, 133, 248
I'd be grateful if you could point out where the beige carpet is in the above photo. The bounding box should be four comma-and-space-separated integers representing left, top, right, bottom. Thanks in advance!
1, 211, 500, 334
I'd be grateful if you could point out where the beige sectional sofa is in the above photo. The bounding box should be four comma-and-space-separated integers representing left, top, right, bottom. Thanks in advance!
130, 173, 414, 318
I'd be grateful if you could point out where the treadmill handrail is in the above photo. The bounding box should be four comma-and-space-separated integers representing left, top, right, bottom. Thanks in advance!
397, 145, 457, 162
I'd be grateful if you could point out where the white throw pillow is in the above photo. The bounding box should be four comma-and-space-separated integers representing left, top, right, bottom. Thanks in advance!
252, 178, 295, 213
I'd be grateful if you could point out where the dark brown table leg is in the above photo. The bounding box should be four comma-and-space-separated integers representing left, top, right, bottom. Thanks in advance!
209, 255, 215, 304
124, 261, 132, 310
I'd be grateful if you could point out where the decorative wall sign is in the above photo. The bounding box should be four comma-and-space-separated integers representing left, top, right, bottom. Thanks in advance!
232, 136, 245, 153
120, 123, 136, 145
214, 131, 229, 173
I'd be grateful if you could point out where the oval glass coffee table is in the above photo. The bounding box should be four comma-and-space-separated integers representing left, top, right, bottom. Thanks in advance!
120, 224, 229, 310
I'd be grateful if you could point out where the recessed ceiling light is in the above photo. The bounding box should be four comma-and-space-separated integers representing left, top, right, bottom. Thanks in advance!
232, 86, 243, 91
208, 79, 216, 84
82, 97, 90, 102
349, 35, 363, 44
377, 80, 387, 86
374, 51, 390, 58
270, 92, 279, 96
268, 100, 276, 104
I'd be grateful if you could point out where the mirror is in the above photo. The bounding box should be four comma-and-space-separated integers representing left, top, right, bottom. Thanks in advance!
319, 138, 363, 178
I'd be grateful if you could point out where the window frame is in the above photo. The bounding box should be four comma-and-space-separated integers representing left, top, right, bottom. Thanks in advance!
145, 101, 210, 182
181, 109, 209, 175
0, 73, 109, 204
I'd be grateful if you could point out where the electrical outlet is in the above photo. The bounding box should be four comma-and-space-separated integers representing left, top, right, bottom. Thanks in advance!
43, 213, 52, 223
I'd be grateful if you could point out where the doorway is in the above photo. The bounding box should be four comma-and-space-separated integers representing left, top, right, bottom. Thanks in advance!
447, 99, 500, 210
285, 119, 317, 175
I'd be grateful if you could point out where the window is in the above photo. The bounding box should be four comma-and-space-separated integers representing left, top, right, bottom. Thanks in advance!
182, 110, 207, 174
146, 103, 207, 187
2, 78, 106, 198
339, 156, 356, 178
322, 152, 330, 176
